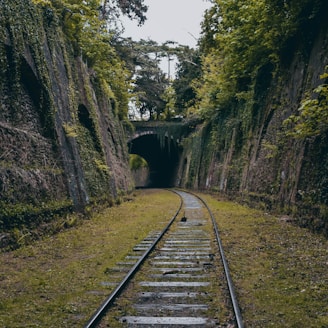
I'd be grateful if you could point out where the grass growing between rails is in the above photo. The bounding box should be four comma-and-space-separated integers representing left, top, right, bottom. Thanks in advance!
0, 189, 180, 327
201, 194, 328, 328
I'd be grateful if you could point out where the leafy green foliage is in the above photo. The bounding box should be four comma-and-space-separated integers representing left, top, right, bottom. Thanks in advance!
160, 85, 177, 120
194, 0, 324, 120
203, 194, 328, 327
101, 0, 148, 25
133, 61, 168, 120
0, 190, 180, 325
34, 0, 191, 122
114, 38, 199, 120
32, 0, 148, 122
172, 48, 202, 115
129, 154, 148, 170
284, 69, 328, 138
116, 39, 172, 120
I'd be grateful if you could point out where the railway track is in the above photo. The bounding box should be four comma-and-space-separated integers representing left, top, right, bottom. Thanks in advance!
85, 190, 243, 327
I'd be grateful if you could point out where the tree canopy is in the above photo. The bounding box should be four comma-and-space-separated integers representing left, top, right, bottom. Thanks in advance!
284, 68, 328, 138
31, 0, 328, 132
193, 0, 326, 122
33, 0, 195, 122
113, 37, 196, 120
32, 0, 148, 121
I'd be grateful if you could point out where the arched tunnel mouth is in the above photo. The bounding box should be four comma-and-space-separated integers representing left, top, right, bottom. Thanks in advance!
128, 134, 181, 188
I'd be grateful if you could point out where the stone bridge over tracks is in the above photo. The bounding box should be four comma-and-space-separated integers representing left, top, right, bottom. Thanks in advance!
127, 120, 195, 188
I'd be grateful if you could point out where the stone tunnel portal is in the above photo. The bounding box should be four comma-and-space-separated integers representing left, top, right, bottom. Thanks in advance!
128, 134, 180, 188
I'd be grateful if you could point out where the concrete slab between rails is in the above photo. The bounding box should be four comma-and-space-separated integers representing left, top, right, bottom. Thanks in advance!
153, 267, 203, 272
138, 292, 209, 298
164, 240, 210, 244
152, 261, 201, 266
120, 316, 212, 325
163, 243, 211, 247
159, 246, 211, 250
163, 246, 211, 249
184, 203, 202, 208
171, 230, 207, 233
133, 303, 208, 311
153, 257, 212, 263
150, 274, 209, 279
154, 256, 210, 260
179, 219, 207, 223
139, 281, 210, 287
178, 226, 205, 229
155, 252, 211, 256
174, 226, 206, 228
167, 234, 209, 237
160, 251, 211, 255
169, 236, 209, 240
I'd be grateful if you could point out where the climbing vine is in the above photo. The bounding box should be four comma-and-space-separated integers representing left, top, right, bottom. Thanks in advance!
194, 0, 324, 122
31, 0, 134, 122
284, 68, 328, 138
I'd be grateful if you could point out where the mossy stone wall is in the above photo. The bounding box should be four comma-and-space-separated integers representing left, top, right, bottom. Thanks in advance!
0, 0, 133, 231
178, 15, 328, 235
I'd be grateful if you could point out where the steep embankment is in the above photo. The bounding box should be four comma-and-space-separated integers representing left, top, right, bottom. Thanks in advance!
177, 7, 328, 235
0, 1, 133, 246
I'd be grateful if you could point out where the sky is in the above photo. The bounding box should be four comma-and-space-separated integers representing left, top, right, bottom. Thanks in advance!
121, 0, 212, 48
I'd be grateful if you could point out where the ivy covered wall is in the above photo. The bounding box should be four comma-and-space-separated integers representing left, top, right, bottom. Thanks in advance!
0, 0, 133, 234
177, 13, 328, 236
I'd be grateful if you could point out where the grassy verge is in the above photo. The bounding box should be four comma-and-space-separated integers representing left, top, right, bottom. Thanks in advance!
0, 189, 180, 327
1, 189, 327, 327
202, 193, 328, 327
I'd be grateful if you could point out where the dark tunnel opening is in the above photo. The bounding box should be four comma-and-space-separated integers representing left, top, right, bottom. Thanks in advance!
128, 134, 181, 188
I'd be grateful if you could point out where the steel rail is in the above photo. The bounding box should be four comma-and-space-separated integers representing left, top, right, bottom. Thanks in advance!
190, 190, 245, 328
84, 192, 183, 328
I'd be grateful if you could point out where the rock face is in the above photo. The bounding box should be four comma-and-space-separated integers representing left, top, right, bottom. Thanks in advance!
177, 14, 328, 235
0, 1, 133, 228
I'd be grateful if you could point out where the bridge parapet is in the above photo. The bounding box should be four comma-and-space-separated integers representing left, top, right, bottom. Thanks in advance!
128, 121, 190, 145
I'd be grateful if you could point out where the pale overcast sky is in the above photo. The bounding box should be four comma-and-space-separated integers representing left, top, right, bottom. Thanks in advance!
121, 0, 212, 48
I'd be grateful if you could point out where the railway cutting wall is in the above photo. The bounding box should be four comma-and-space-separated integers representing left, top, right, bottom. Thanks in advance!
176, 14, 328, 236
2, 0, 328, 240
0, 0, 133, 237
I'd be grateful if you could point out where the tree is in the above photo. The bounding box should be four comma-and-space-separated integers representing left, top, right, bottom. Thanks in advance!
100, 0, 148, 25
133, 63, 168, 120
284, 68, 328, 138
172, 48, 202, 116
193, 0, 324, 121
32, 0, 149, 121
113, 38, 189, 120
160, 85, 177, 120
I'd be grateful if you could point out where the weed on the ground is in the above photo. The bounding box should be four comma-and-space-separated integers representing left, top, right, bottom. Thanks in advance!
1, 190, 327, 327
0, 189, 180, 327
202, 194, 328, 327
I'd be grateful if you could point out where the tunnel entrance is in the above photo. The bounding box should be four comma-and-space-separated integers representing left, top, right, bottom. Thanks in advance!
128, 134, 180, 188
